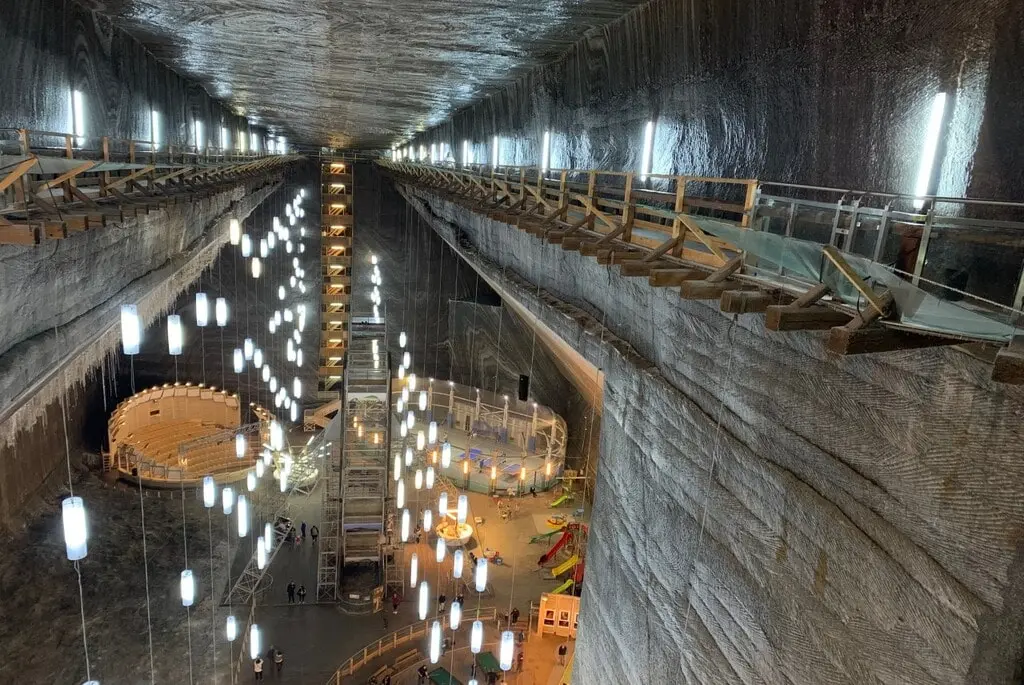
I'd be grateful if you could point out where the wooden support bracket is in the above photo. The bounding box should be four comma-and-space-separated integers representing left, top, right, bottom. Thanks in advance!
620, 260, 674, 277
720, 290, 784, 314
649, 269, 705, 287
992, 336, 1024, 384
766, 284, 852, 330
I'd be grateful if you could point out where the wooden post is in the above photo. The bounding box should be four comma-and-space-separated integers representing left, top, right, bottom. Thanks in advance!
559, 170, 568, 210
586, 171, 597, 230
101, 136, 111, 197
14, 129, 29, 207
622, 172, 635, 243
670, 176, 687, 257
741, 180, 758, 228
64, 134, 77, 199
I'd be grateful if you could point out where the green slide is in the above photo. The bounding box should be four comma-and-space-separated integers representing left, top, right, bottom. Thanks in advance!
529, 527, 565, 544
550, 494, 572, 507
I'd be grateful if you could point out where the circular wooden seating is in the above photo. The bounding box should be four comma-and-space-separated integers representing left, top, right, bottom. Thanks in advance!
107, 383, 256, 488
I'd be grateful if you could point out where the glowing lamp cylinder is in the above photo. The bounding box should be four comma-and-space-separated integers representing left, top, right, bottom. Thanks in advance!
202, 476, 216, 508
215, 298, 228, 327
166, 314, 183, 355
429, 621, 441, 664
237, 495, 248, 537
471, 620, 484, 654
257, 536, 267, 569
235, 433, 247, 458
414, 469, 423, 490
396, 478, 406, 509
418, 580, 429, 620
226, 615, 237, 641
499, 630, 514, 671
441, 442, 452, 468
419, 391, 427, 412
475, 558, 487, 592
62, 496, 88, 560
426, 466, 435, 490
410, 552, 419, 588
401, 508, 410, 542
438, 492, 448, 516
222, 486, 234, 515
249, 624, 261, 660
457, 495, 468, 524
450, 601, 461, 630
453, 549, 464, 579
180, 569, 195, 607
195, 293, 209, 327
428, 421, 437, 444
435, 537, 445, 563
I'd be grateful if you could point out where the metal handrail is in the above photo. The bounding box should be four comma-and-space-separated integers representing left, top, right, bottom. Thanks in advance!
326, 606, 498, 681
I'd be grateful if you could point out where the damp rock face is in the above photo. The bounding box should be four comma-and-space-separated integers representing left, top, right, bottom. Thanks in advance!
400, 183, 1024, 685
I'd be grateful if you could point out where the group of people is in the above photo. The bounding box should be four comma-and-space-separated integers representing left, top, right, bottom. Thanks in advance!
251, 522, 320, 678
251, 648, 284, 680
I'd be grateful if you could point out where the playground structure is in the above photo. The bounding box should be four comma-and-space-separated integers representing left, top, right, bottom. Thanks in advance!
106, 382, 261, 486
536, 522, 588, 595
435, 510, 474, 547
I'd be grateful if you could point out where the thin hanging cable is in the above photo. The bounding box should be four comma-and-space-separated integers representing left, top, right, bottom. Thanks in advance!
181, 427, 194, 685
468, 272, 480, 389
680, 317, 739, 646
433, 243, 445, 379
492, 267, 504, 395
448, 251, 461, 382
58, 363, 92, 681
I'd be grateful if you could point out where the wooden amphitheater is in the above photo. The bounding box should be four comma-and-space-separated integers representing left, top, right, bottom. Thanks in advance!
107, 382, 262, 488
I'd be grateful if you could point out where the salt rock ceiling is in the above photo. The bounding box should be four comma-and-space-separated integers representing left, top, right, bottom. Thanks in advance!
81, 0, 648, 149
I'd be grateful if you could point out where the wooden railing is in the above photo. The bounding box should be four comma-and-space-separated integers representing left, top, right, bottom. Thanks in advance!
326, 606, 498, 682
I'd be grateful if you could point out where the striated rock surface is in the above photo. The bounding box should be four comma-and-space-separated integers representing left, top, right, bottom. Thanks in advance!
398, 181, 1024, 684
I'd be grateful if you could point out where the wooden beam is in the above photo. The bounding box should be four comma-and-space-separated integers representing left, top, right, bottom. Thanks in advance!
649, 269, 706, 287
619, 260, 673, 277
992, 337, 1024, 384
0, 156, 40, 194
821, 245, 888, 316
720, 290, 781, 314
35, 161, 97, 191
681, 280, 756, 300
766, 305, 851, 331
0, 219, 40, 245
643, 236, 681, 263
827, 325, 959, 355
705, 255, 743, 283
596, 250, 646, 265
561, 237, 583, 250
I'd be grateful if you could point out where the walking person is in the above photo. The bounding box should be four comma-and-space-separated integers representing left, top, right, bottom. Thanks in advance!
297, 584, 307, 604
392, 591, 401, 614
516, 651, 524, 673
510, 607, 520, 626
417, 665, 428, 684
286, 580, 296, 603
253, 656, 264, 681
437, 592, 447, 614
273, 649, 284, 675
558, 643, 567, 665
310, 524, 319, 543
301, 521, 307, 538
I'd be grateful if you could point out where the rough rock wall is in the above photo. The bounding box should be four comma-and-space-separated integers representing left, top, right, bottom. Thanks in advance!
0, 178, 280, 525
0, 0, 263, 147
415, 0, 1024, 202
398, 182, 1024, 684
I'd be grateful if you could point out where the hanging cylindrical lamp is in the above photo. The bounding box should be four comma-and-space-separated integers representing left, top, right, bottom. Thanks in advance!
401, 387, 410, 403
270, 421, 283, 450
279, 467, 288, 492
229, 218, 241, 245
423, 508, 433, 531
410, 552, 419, 588
237, 495, 248, 537
243, 338, 254, 360
233, 349, 244, 373
293, 377, 301, 397
259, 238, 268, 258
262, 365, 271, 382
457, 495, 468, 524
180, 569, 195, 607
397, 397, 405, 414
393, 454, 401, 481
470, 620, 484, 654
62, 496, 88, 560
251, 257, 262, 278
428, 421, 437, 444
398, 365, 405, 380
409, 374, 417, 392
499, 630, 514, 671
267, 231, 277, 249
418, 579, 429, 620
491, 465, 497, 481
399, 422, 408, 438
453, 549, 464, 579
215, 297, 228, 327
416, 431, 425, 451
246, 471, 256, 492
269, 375, 278, 393
195, 293, 209, 327
253, 348, 264, 369
235, 433, 247, 458
405, 447, 413, 467
425, 466, 435, 490
396, 478, 406, 508
296, 349, 304, 367
278, 285, 286, 300
439, 492, 448, 516
203, 476, 216, 508
435, 537, 445, 563
401, 508, 410, 542
167, 315, 183, 355
226, 615, 238, 642
419, 391, 428, 412
257, 536, 267, 569
441, 442, 452, 468
399, 331, 407, 348
120, 304, 141, 355
255, 459, 265, 478
429, 621, 441, 664
414, 469, 423, 490
403, 351, 411, 368
249, 624, 261, 660
241, 234, 252, 257
450, 601, 462, 630
475, 558, 487, 592
222, 486, 234, 515
406, 411, 414, 430
264, 522, 274, 553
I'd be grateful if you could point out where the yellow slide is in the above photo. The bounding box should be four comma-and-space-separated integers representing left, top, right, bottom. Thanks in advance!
551, 578, 574, 594
551, 554, 579, 578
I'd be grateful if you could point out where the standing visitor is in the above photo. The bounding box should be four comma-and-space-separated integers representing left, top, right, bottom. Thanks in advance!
297, 584, 307, 604
516, 651, 524, 673
310, 525, 319, 543
558, 643, 567, 664
253, 656, 264, 681
286, 580, 296, 603
510, 607, 520, 625
274, 649, 284, 674
417, 665, 428, 683
392, 591, 401, 614
438, 593, 447, 613
301, 521, 307, 538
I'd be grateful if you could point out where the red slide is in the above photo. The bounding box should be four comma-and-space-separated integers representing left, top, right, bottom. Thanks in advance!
538, 529, 573, 565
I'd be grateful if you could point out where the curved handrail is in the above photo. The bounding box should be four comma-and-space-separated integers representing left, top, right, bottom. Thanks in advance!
327, 606, 498, 681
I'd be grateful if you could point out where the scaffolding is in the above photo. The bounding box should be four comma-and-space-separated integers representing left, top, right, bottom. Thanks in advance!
318, 156, 353, 396
341, 316, 390, 571
316, 410, 343, 602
